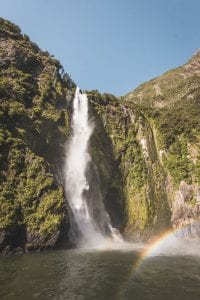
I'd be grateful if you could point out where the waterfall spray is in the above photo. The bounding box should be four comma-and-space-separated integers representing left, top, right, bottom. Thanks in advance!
64, 87, 121, 248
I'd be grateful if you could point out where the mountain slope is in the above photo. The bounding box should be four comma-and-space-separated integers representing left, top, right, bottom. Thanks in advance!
0, 18, 75, 253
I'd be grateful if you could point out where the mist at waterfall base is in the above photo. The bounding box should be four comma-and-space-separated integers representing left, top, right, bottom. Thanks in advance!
64, 87, 122, 249
1, 242, 200, 300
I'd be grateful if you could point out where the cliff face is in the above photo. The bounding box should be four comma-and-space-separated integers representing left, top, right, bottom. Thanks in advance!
88, 51, 200, 240
0, 19, 200, 253
0, 19, 75, 253
123, 50, 200, 238
88, 92, 171, 240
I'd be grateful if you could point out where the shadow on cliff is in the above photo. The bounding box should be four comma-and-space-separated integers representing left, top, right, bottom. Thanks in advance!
88, 102, 127, 232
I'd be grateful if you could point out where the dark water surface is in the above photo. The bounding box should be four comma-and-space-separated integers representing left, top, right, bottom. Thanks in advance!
0, 248, 200, 300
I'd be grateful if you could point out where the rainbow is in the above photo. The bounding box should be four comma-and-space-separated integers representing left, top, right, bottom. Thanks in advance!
116, 224, 200, 298
133, 223, 200, 270
137, 229, 174, 262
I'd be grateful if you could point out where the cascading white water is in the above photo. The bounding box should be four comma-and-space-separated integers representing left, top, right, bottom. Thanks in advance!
64, 87, 121, 248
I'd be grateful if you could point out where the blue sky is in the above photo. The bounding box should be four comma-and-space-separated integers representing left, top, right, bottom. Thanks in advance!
1, 0, 200, 95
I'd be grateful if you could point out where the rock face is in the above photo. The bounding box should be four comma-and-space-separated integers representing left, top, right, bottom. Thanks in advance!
122, 51, 200, 239
0, 18, 200, 253
0, 18, 75, 253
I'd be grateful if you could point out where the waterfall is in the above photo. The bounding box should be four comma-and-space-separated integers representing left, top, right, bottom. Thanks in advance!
64, 87, 121, 248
